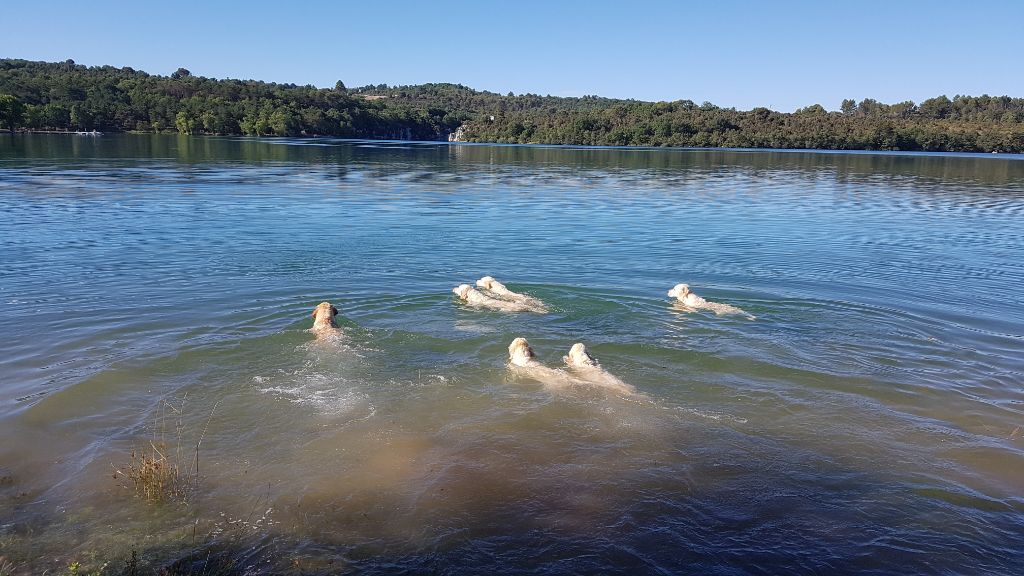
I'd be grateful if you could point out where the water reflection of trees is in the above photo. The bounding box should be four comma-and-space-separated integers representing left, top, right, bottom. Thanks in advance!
3, 134, 1023, 190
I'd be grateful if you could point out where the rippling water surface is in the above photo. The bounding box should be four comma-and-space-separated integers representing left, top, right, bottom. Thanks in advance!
1, 135, 1023, 574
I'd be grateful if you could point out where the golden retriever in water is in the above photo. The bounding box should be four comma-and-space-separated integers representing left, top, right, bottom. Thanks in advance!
668, 283, 755, 319
507, 337, 544, 368
507, 337, 577, 388
562, 342, 599, 368
476, 276, 547, 312
562, 343, 636, 394
508, 338, 635, 394
310, 301, 341, 338
453, 284, 540, 313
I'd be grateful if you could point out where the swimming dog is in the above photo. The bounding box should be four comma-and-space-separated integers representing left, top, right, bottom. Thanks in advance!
453, 284, 539, 313
476, 276, 547, 312
667, 283, 754, 319
508, 337, 544, 368
310, 301, 341, 338
507, 337, 578, 387
509, 338, 635, 394
562, 342, 636, 394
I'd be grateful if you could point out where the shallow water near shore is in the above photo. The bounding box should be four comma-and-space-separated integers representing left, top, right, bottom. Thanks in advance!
1, 134, 1023, 574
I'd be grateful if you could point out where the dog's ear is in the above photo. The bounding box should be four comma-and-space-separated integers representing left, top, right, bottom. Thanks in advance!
331, 306, 338, 316
311, 309, 317, 318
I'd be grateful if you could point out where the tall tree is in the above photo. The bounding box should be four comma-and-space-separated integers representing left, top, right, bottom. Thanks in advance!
0, 94, 25, 130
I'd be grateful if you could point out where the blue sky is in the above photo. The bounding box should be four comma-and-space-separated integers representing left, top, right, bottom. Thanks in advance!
3, 0, 1022, 111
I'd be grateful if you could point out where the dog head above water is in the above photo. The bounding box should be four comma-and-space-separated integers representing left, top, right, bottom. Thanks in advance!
563, 342, 599, 368
453, 284, 473, 300
476, 276, 497, 290
311, 301, 339, 329
667, 283, 691, 299
508, 337, 537, 366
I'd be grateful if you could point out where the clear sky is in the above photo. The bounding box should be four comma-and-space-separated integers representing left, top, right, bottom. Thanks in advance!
3, 0, 1022, 111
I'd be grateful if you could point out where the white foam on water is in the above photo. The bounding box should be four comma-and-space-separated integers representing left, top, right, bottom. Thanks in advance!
293, 332, 383, 367
254, 371, 373, 419
397, 373, 451, 387
297, 330, 360, 352
251, 338, 377, 420
673, 405, 749, 424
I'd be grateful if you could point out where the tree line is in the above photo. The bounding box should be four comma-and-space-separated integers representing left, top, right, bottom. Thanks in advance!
2, 59, 1022, 153
0, 59, 463, 139
357, 83, 1022, 152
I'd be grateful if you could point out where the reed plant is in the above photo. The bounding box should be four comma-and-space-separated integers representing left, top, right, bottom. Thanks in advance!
115, 441, 187, 502
113, 396, 219, 504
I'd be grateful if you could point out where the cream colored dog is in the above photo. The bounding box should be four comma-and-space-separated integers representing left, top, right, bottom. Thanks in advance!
508, 338, 635, 394
476, 276, 547, 311
310, 301, 341, 337
562, 343, 636, 394
668, 283, 754, 319
562, 342, 599, 368
453, 284, 537, 313
508, 337, 543, 368
507, 337, 578, 387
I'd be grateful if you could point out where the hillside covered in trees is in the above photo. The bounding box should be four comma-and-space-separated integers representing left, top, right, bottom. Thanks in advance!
0, 59, 464, 140
2, 59, 1023, 153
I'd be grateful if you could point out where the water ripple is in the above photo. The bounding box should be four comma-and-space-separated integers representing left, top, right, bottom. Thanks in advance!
1, 137, 1023, 574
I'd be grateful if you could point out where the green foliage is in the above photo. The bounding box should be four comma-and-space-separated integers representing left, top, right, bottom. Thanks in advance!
419, 88, 1024, 152
0, 59, 458, 139
175, 111, 198, 135
1, 59, 1022, 152
0, 93, 24, 130
338, 83, 1024, 153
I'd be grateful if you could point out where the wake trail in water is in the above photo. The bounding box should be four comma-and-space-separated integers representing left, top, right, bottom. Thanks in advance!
252, 334, 376, 419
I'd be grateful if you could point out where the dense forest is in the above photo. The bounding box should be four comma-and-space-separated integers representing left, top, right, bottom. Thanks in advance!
2, 59, 1023, 153
0, 59, 464, 140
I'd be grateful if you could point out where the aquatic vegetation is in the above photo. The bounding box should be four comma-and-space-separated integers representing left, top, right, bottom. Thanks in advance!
112, 398, 218, 504
64, 559, 110, 576
122, 550, 138, 576
114, 442, 190, 503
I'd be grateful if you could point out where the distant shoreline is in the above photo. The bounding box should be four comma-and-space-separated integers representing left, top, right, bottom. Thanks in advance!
3, 58, 1023, 154
4, 131, 1021, 158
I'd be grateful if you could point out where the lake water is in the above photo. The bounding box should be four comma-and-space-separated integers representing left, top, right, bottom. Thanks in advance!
1, 134, 1023, 574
